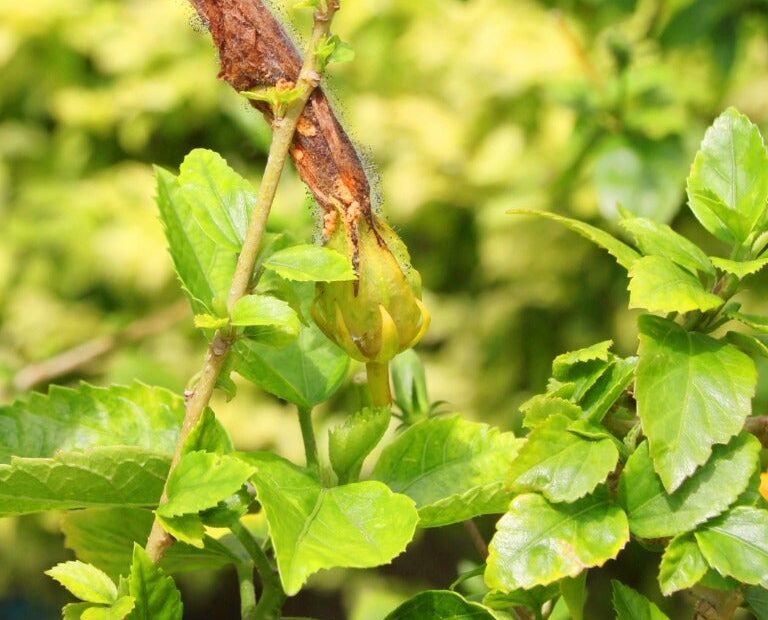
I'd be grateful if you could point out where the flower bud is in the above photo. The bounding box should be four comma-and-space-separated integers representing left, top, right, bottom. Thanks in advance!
311, 211, 429, 363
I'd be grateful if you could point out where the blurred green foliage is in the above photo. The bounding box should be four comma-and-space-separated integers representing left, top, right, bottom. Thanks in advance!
1, 0, 768, 617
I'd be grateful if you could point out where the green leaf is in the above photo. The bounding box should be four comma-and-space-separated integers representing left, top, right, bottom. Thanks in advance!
611, 580, 670, 620
560, 572, 587, 620
687, 107, 768, 245
157, 451, 255, 517
230, 295, 300, 336
711, 256, 768, 278
383, 590, 499, 620
391, 349, 430, 422
628, 256, 722, 313
483, 584, 559, 613
508, 414, 619, 503
155, 514, 205, 548
155, 167, 236, 312
508, 210, 640, 270
484, 492, 629, 591
745, 586, 768, 620
46, 561, 117, 604
193, 314, 229, 329
580, 356, 637, 422
82, 597, 136, 620
0, 382, 183, 463
619, 216, 715, 276
372, 416, 521, 527
238, 452, 418, 595
61, 508, 232, 580
724, 331, 768, 358
176, 149, 254, 251
262, 245, 355, 282
127, 544, 183, 620
181, 407, 233, 455
618, 435, 760, 539
726, 309, 768, 333
636, 315, 756, 492
329, 407, 390, 483
695, 506, 768, 586
0, 447, 167, 516
234, 322, 349, 409
658, 534, 708, 595
552, 340, 613, 375
520, 395, 582, 430
552, 358, 613, 403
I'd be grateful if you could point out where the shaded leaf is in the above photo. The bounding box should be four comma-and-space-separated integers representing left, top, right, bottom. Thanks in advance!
580, 356, 637, 423
658, 534, 708, 595
126, 544, 183, 620
611, 580, 670, 620
329, 407, 390, 483
383, 590, 499, 620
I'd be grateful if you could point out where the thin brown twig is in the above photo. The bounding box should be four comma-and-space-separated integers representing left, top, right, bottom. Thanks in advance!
463, 519, 488, 560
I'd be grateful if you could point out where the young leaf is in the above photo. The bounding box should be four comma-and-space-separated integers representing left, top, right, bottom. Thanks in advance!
81, 597, 135, 620
372, 416, 521, 527
193, 314, 229, 329
658, 534, 708, 595
520, 395, 582, 429
238, 452, 418, 595
234, 322, 349, 409
230, 294, 300, 336
628, 256, 722, 313
619, 216, 715, 276
485, 492, 629, 591
181, 407, 233, 455
176, 149, 254, 251
711, 256, 768, 278
262, 245, 355, 282
636, 315, 756, 492
329, 407, 391, 483
46, 561, 117, 605
383, 590, 499, 620
157, 451, 255, 518
0, 447, 167, 516
127, 544, 183, 620
618, 435, 760, 539
726, 309, 768, 333
552, 340, 613, 375
507, 414, 619, 503
0, 382, 184, 463
695, 506, 768, 586
552, 358, 613, 403
155, 167, 236, 312
725, 331, 768, 358
61, 508, 232, 580
580, 356, 637, 422
687, 107, 768, 246
611, 580, 670, 620
508, 210, 641, 270
155, 514, 205, 549
560, 572, 587, 620
391, 349, 430, 422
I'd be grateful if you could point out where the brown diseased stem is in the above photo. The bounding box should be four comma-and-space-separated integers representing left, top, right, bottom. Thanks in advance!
145, 1, 341, 565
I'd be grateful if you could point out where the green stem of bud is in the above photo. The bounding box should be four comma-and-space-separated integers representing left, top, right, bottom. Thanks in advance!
366, 362, 392, 407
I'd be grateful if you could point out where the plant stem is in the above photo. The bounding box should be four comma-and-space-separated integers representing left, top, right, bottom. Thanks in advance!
366, 362, 392, 407
463, 519, 488, 560
144, 2, 340, 565
232, 521, 286, 620
236, 562, 258, 620
297, 406, 319, 469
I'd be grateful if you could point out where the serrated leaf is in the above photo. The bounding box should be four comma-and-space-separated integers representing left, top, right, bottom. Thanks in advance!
46, 561, 117, 604
508, 414, 618, 503
726, 309, 768, 332
611, 581, 670, 620
155, 167, 236, 312
193, 314, 229, 329
176, 149, 253, 251
372, 416, 521, 527
61, 508, 232, 580
262, 245, 355, 282
628, 256, 722, 313
234, 322, 349, 409
520, 395, 582, 429
725, 331, 768, 358
82, 597, 136, 620
238, 452, 418, 595
329, 407, 390, 483
127, 544, 183, 620
485, 492, 629, 591
155, 514, 205, 548
553, 358, 613, 403
711, 256, 768, 278
157, 451, 255, 517
636, 315, 756, 492
619, 216, 715, 276
687, 107, 768, 245
0, 382, 183, 464
580, 356, 637, 422
383, 590, 499, 620
230, 295, 300, 339
695, 506, 768, 586
483, 584, 559, 612
658, 534, 708, 595
181, 407, 233, 455
619, 435, 759, 539
552, 340, 613, 375
0, 447, 167, 516
508, 210, 640, 270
